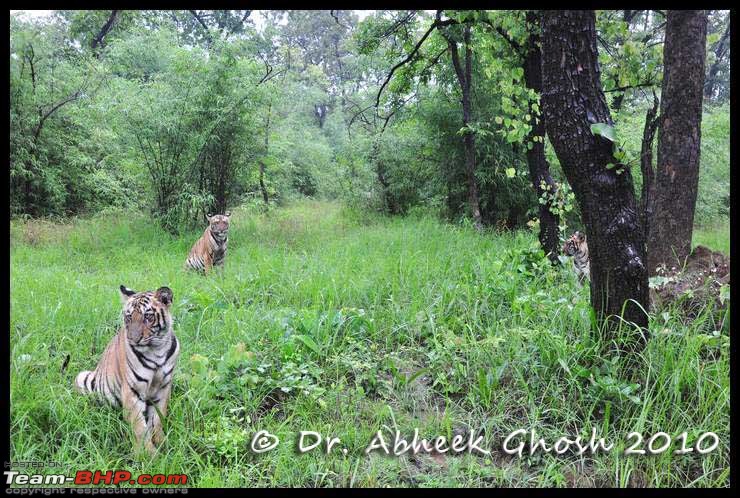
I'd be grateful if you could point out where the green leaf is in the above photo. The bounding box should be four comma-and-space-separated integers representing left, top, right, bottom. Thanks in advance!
406, 368, 430, 385
505, 167, 516, 178
557, 358, 572, 376
590, 122, 616, 142
719, 284, 730, 304
294, 334, 321, 355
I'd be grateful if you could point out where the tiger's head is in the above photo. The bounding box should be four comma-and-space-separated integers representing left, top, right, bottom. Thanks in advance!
207, 212, 231, 240
562, 231, 587, 256
119, 285, 174, 347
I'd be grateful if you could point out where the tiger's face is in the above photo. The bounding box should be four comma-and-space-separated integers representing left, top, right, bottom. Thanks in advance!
119, 285, 174, 347
562, 231, 587, 256
207, 212, 231, 239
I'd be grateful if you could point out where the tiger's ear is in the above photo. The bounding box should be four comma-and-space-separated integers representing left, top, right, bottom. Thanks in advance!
206, 213, 213, 220
155, 287, 173, 307
578, 232, 586, 242
120, 285, 136, 302
224, 211, 231, 217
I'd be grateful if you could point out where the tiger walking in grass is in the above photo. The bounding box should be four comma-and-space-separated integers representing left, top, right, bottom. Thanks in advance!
184, 212, 231, 274
75, 285, 179, 455
562, 231, 590, 284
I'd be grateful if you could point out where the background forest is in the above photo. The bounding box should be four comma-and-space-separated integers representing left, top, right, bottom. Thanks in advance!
9, 10, 730, 236
9, 10, 731, 488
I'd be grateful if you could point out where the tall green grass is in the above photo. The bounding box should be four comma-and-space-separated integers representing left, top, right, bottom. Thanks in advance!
9, 201, 729, 487
693, 221, 730, 255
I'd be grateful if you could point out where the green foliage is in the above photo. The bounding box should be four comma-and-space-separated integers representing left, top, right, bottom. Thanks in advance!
590, 123, 616, 142
10, 11, 362, 230
615, 102, 730, 226
12, 9, 728, 237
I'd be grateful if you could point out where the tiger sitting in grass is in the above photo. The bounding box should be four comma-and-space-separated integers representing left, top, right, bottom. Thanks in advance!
562, 231, 590, 284
184, 212, 231, 274
75, 285, 180, 455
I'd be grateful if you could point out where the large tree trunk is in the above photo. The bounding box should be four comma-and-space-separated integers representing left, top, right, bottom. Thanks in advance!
523, 11, 559, 263
541, 10, 649, 334
648, 10, 707, 275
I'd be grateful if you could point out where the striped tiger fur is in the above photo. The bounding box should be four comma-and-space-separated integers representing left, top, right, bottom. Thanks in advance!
75, 285, 180, 454
184, 212, 231, 274
562, 231, 590, 284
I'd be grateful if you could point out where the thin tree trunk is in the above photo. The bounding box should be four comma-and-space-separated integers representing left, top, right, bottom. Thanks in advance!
640, 91, 660, 239
370, 137, 396, 214
648, 10, 707, 275
259, 162, 269, 205
91, 10, 119, 55
523, 11, 559, 263
541, 10, 649, 335
444, 24, 482, 229
260, 100, 272, 207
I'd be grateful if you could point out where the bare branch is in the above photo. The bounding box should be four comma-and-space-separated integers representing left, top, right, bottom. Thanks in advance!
418, 48, 447, 78
604, 81, 656, 93
33, 91, 82, 142
189, 10, 214, 44
480, 19, 524, 56
329, 10, 348, 29
379, 11, 417, 39
375, 13, 459, 108
91, 10, 119, 53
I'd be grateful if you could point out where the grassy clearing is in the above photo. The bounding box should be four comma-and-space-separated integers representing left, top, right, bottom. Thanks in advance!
9, 201, 730, 487
693, 221, 730, 256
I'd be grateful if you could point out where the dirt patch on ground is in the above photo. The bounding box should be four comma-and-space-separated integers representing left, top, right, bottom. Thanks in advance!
650, 245, 730, 317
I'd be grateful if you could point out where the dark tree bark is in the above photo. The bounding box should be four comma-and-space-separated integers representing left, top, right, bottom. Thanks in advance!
189, 10, 214, 45
259, 163, 269, 205
522, 11, 560, 263
648, 10, 707, 275
260, 100, 272, 207
369, 134, 399, 215
442, 24, 483, 229
541, 10, 649, 333
314, 103, 328, 128
91, 10, 119, 54
639, 91, 660, 238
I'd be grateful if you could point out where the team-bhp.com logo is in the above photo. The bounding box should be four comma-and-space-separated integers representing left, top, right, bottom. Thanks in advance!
5, 470, 187, 486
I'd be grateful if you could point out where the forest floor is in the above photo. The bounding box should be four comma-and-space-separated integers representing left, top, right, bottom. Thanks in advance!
9, 200, 730, 487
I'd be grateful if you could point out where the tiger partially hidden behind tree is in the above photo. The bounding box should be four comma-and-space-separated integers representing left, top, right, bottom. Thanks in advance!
562, 231, 590, 284
75, 285, 180, 454
184, 212, 231, 274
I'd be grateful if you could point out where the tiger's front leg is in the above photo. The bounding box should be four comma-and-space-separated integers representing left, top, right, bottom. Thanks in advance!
122, 385, 156, 455
149, 384, 173, 446
203, 254, 213, 275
